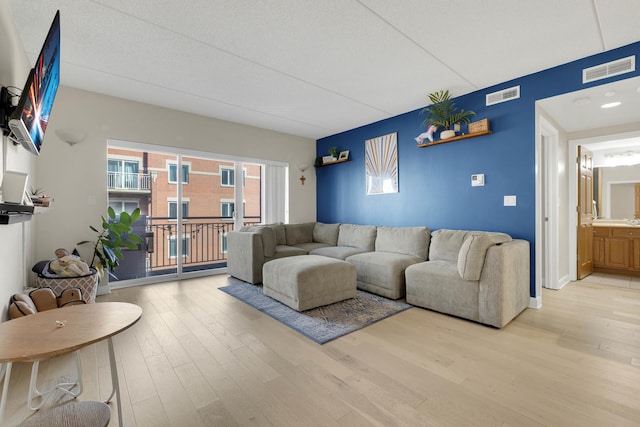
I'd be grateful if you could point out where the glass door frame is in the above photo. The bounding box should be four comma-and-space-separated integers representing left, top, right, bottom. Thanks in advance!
107, 139, 286, 288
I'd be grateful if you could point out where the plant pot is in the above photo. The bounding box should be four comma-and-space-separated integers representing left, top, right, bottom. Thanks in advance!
95, 269, 111, 296
440, 130, 456, 140
96, 283, 111, 296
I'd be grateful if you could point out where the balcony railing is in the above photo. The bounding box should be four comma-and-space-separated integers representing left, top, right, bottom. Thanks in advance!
112, 216, 261, 280
108, 172, 151, 191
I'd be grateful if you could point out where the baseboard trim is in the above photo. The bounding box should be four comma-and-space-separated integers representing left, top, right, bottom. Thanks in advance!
529, 296, 542, 309
557, 274, 570, 290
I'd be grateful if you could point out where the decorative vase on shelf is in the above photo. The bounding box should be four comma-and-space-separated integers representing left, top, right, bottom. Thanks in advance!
440, 130, 456, 140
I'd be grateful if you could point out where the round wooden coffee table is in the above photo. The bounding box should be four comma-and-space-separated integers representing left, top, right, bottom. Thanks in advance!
0, 302, 142, 426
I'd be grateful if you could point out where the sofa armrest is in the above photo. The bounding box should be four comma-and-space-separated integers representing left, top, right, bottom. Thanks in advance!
478, 239, 530, 327
227, 231, 265, 284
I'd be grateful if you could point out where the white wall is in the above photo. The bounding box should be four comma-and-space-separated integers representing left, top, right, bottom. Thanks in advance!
34, 86, 317, 268
610, 183, 635, 219
0, 4, 317, 320
0, 4, 37, 321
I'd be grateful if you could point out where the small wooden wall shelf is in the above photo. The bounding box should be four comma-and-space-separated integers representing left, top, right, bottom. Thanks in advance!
316, 158, 350, 168
417, 129, 492, 148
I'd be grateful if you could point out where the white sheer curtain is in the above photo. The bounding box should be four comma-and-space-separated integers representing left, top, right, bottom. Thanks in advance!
263, 164, 288, 224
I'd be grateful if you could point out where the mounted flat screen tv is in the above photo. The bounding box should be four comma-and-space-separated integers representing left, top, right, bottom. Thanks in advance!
9, 10, 60, 155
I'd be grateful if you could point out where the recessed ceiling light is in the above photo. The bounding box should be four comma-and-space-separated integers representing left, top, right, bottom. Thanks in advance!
604, 91, 616, 97
574, 97, 591, 105
601, 101, 621, 109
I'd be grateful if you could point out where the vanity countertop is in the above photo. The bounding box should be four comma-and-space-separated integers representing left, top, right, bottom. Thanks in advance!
593, 220, 640, 228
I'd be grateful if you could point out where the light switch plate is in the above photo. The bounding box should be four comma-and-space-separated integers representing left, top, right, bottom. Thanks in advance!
504, 195, 517, 206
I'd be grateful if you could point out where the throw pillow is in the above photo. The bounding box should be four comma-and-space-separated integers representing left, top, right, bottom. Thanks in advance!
375, 226, 430, 259
285, 222, 315, 246
337, 224, 377, 250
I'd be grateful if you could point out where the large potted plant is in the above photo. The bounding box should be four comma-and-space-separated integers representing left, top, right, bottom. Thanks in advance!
422, 89, 476, 140
78, 207, 144, 283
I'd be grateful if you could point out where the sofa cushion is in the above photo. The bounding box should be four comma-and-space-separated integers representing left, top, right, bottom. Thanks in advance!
285, 222, 315, 246
405, 260, 480, 321
309, 246, 369, 260
428, 229, 475, 262
247, 226, 277, 258
457, 233, 512, 281
270, 223, 286, 245
263, 223, 287, 245
337, 224, 377, 251
346, 251, 422, 299
271, 245, 307, 259
375, 226, 430, 260
313, 222, 340, 245
293, 242, 332, 253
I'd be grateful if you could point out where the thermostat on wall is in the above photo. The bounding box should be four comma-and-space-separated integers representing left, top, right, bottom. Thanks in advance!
471, 174, 485, 187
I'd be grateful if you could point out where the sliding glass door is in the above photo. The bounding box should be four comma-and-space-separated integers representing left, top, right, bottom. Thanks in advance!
107, 141, 265, 284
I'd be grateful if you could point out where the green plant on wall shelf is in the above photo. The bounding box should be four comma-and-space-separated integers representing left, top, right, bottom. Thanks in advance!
421, 89, 476, 132
30, 187, 46, 197
78, 207, 143, 280
328, 147, 339, 158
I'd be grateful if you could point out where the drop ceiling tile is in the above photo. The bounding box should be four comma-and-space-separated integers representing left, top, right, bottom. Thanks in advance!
361, 0, 608, 89
594, 0, 640, 49
7, 0, 640, 139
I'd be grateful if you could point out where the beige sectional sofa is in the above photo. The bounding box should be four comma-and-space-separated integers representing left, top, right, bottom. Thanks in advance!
227, 222, 422, 298
226, 222, 530, 327
405, 229, 530, 328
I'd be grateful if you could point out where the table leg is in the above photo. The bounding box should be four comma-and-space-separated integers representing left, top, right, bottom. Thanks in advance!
106, 337, 123, 426
0, 362, 12, 423
27, 352, 84, 410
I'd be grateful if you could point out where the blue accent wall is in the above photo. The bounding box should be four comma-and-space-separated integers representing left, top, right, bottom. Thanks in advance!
316, 41, 640, 297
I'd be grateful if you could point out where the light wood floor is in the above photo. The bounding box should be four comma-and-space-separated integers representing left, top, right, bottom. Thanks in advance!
4, 272, 640, 426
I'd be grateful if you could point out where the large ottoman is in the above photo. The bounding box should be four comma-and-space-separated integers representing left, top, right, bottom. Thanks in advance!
262, 255, 356, 311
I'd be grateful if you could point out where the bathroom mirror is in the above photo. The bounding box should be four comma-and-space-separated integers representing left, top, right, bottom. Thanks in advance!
594, 165, 640, 219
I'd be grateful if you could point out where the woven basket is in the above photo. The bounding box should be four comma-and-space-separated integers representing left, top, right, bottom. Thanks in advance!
468, 118, 489, 134
36, 269, 99, 303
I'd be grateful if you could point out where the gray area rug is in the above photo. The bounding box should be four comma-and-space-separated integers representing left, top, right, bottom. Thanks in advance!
219, 279, 412, 344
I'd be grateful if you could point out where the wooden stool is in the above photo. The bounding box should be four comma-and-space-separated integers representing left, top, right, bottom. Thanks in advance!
20, 401, 110, 427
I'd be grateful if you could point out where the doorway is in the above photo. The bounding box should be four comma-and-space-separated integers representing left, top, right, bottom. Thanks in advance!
537, 76, 640, 290
536, 116, 569, 296
567, 131, 640, 282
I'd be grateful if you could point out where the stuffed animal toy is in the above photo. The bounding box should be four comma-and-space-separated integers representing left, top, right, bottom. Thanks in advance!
50, 248, 91, 277
414, 124, 437, 144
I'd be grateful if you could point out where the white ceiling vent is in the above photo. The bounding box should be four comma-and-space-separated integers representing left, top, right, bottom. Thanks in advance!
486, 86, 520, 106
582, 56, 635, 84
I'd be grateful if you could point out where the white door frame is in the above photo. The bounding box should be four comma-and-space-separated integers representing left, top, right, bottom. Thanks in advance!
233, 162, 245, 230
537, 117, 561, 293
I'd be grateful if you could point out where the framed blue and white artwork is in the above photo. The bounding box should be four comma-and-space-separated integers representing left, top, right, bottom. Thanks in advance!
365, 132, 398, 195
